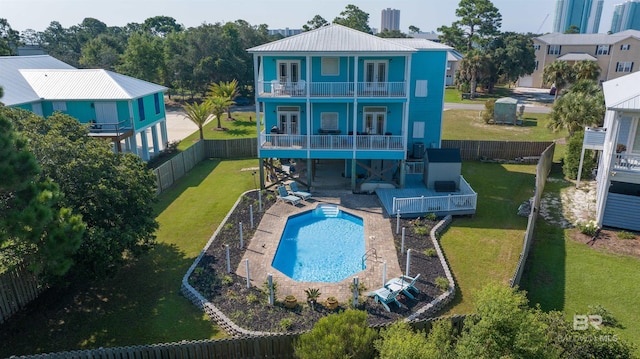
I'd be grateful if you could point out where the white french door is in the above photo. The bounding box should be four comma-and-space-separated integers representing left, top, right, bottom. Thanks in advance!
95, 102, 118, 125
277, 61, 300, 85
363, 107, 386, 135
278, 107, 300, 135
364, 60, 387, 89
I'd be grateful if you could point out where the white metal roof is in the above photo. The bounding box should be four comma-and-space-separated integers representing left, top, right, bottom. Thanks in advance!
20, 69, 167, 101
447, 50, 463, 62
386, 38, 451, 51
603, 71, 640, 112
0, 55, 74, 106
248, 24, 418, 53
556, 53, 597, 61
536, 30, 640, 46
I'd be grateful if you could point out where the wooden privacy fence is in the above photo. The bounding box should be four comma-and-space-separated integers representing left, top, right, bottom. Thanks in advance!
153, 141, 206, 195
0, 263, 43, 325
203, 138, 257, 159
511, 143, 555, 287
442, 140, 553, 161
14, 315, 467, 359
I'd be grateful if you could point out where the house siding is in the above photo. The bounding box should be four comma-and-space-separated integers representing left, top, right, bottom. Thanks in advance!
133, 93, 166, 131
602, 192, 640, 231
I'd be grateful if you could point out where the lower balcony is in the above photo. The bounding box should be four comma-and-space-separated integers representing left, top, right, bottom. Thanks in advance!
260, 133, 404, 151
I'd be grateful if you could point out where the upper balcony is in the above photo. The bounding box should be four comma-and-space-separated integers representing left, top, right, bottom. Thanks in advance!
613, 153, 640, 173
260, 132, 404, 152
258, 81, 407, 99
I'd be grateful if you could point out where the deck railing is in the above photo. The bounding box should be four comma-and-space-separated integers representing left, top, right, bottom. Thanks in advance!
260, 133, 404, 151
257, 81, 406, 98
87, 120, 132, 135
614, 153, 640, 172
391, 176, 477, 215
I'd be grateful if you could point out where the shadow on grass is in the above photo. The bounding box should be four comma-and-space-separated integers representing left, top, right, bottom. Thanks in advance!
520, 118, 539, 127
0, 243, 220, 358
520, 168, 571, 312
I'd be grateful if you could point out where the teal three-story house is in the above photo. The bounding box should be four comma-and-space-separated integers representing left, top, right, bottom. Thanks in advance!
248, 24, 452, 193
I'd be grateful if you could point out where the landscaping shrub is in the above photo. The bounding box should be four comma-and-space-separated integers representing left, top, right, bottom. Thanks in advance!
424, 248, 438, 257
435, 277, 449, 292
563, 131, 595, 180
482, 99, 496, 124
617, 231, 636, 240
293, 310, 377, 359
576, 220, 598, 236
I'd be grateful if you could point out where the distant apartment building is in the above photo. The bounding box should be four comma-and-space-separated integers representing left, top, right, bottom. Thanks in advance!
611, 0, 640, 33
268, 28, 303, 37
518, 30, 640, 88
381, 8, 400, 31
553, 0, 604, 33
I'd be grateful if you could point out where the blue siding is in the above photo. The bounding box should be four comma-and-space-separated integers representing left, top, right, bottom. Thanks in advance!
133, 93, 166, 131
407, 50, 447, 149
311, 57, 350, 82
603, 192, 640, 231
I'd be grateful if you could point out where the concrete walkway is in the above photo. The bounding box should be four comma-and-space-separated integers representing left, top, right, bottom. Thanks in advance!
235, 190, 403, 303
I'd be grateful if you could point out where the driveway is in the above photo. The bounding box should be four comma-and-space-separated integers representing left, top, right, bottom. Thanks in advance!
165, 109, 198, 143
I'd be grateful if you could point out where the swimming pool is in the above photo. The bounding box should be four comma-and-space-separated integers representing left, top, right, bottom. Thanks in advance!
272, 205, 365, 282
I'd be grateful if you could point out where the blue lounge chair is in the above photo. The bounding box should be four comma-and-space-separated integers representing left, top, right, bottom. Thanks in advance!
288, 182, 312, 200
371, 287, 402, 312
277, 186, 301, 206
385, 273, 421, 300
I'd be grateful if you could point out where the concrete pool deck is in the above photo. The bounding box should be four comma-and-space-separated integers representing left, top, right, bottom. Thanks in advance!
235, 190, 403, 303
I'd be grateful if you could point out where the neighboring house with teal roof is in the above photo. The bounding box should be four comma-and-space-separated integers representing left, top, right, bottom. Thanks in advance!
0, 55, 168, 161
248, 24, 477, 216
581, 71, 640, 231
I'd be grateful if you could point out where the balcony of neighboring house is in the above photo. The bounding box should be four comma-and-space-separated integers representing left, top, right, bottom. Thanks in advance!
87, 119, 134, 142
257, 80, 407, 98
613, 153, 640, 173
259, 131, 404, 152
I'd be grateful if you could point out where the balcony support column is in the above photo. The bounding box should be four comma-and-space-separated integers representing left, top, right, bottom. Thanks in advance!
139, 130, 150, 161
399, 160, 406, 189
151, 124, 160, 156
160, 120, 168, 149
351, 159, 357, 192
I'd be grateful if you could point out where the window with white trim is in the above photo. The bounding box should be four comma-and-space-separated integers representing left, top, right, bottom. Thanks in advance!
52, 101, 67, 112
533, 44, 540, 51
616, 61, 634, 72
320, 112, 338, 130
321, 57, 339, 76
621, 44, 631, 51
548, 45, 561, 55
595, 45, 610, 55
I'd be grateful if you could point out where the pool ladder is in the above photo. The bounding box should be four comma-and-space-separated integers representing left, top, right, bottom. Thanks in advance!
361, 248, 378, 269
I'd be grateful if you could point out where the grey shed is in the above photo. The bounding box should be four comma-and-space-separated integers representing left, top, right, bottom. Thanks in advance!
494, 97, 518, 125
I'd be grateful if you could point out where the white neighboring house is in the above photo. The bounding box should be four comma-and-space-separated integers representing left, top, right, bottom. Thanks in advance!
446, 50, 463, 86
581, 71, 640, 231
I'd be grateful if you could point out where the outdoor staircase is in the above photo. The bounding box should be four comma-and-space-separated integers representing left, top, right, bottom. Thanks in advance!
314, 204, 340, 217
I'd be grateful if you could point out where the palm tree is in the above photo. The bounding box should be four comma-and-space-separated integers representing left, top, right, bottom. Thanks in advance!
208, 79, 238, 120
208, 96, 234, 129
548, 91, 605, 136
459, 49, 489, 99
573, 60, 601, 82
182, 101, 212, 140
543, 60, 574, 102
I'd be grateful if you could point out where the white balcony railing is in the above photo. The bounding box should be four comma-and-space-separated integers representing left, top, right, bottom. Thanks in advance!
260, 133, 404, 151
257, 81, 406, 98
614, 153, 640, 172
391, 176, 477, 215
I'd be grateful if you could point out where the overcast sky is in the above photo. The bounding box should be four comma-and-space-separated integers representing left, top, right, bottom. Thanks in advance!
0, 0, 619, 35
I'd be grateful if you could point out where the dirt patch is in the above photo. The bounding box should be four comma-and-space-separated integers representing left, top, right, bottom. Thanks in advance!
188, 192, 448, 332
569, 229, 640, 258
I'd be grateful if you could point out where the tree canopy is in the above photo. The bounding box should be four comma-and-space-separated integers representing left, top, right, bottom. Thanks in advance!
438, 0, 502, 52
333, 4, 372, 34
302, 15, 328, 31
4, 108, 159, 277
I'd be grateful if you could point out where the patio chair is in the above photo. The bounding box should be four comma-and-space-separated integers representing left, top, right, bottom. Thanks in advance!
277, 185, 301, 206
271, 80, 283, 95
370, 287, 402, 312
295, 79, 306, 96
288, 182, 312, 200
385, 273, 421, 300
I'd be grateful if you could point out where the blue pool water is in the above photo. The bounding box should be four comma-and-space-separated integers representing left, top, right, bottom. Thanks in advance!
272, 206, 365, 282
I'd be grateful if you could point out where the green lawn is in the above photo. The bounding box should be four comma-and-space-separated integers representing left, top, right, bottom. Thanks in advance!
440, 162, 535, 314
1, 159, 258, 357
442, 110, 567, 162
444, 86, 514, 104
177, 112, 261, 151
521, 176, 640, 349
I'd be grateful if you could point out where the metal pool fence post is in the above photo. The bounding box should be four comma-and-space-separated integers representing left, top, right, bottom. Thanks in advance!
245, 259, 250, 288
405, 249, 412, 277
250, 205, 254, 229
259, 191, 263, 212
225, 244, 231, 273
382, 261, 387, 286
239, 222, 243, 248
396, 210, 401, 234
352, 277, 359, 307
401, 227, 406, 253
267, 273, 274, 305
